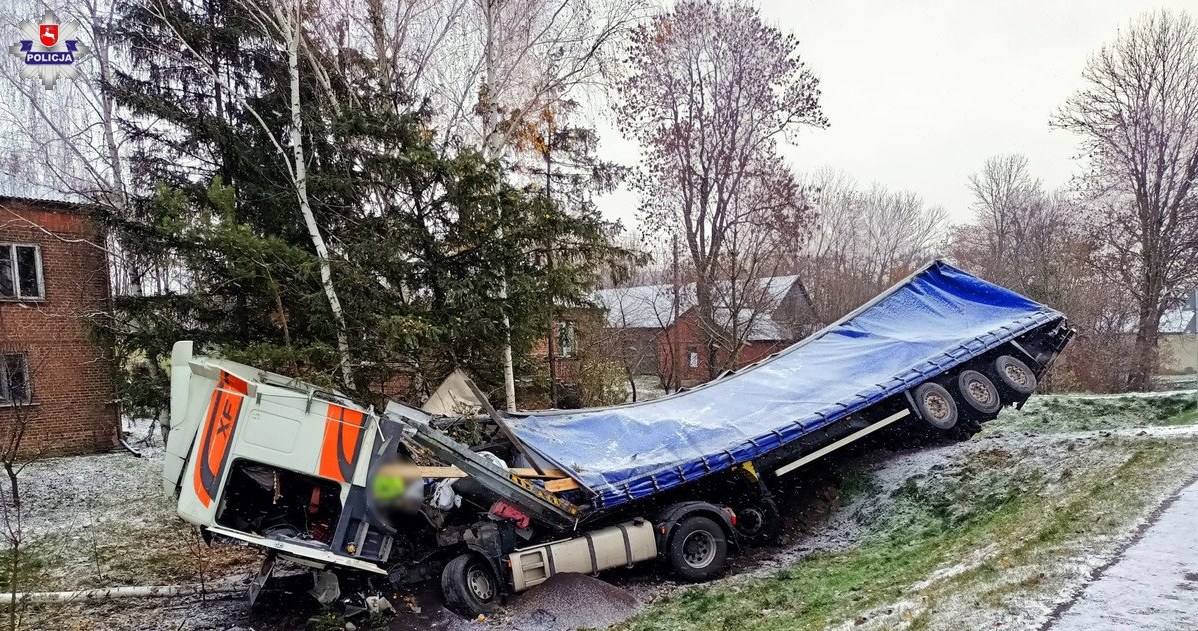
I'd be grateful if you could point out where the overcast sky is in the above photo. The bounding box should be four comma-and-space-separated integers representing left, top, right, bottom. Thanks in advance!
593, 0, 1196, 230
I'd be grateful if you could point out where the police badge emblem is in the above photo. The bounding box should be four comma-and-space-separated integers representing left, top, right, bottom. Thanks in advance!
9, 10, 90, 89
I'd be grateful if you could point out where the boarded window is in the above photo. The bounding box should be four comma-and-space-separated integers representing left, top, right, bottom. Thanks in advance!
0, 246, 11, 296
557, 321, 577, 358
0, 353, 31, 405
687, 346, 699, 368
0, 244, 42, 300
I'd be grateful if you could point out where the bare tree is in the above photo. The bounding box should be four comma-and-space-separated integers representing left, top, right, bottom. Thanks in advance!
0, 480, 23, 631
963, 154, 1044, 283
697, 161, 803, 373
620, 0, 825, 378
956, 155, 1082, 303
0, 349, 45, 509
857, 185, 945, 285
784, 168, 945, 330
1053, 8, 1198, 390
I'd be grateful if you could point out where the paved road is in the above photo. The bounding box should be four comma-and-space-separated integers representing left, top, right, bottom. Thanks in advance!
1048, 480, 1198, 631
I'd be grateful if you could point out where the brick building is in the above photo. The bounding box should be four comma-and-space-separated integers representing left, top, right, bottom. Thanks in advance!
593, 275, 814, 389
658, 305, 791, 386
0, 196, 118, 455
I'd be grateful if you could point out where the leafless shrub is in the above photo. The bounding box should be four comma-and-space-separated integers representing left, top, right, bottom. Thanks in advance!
1053, 8, 1198, 390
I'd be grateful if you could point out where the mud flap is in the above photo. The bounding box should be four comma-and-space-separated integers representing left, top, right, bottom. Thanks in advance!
247, 552, 276, 608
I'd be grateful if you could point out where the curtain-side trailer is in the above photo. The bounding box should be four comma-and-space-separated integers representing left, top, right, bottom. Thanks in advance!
161, 261, 1073, 617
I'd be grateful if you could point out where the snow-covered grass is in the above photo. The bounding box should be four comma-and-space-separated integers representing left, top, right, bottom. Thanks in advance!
626, 375, 668, 402
4, 418, 256, 595
985, 391, 1198, 434
616, 392, 1198, 631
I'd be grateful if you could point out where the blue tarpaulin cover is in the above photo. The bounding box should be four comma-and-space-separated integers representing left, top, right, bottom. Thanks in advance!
508, 261, 1064, 509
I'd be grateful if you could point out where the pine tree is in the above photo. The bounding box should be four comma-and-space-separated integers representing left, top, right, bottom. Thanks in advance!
103, 0, 629, 410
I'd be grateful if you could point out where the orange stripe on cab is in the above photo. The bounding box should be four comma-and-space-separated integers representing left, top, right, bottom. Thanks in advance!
192, 371, 247, 507
319, 405, 367, 483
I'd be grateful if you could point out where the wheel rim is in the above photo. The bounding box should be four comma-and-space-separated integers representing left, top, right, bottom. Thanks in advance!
923, 392, 951, 421
966, 377, 995, 407
682, 530, 718, 568
467, 565, 495, 601
738, 507, 765, 536
1003, 363, 1030, 388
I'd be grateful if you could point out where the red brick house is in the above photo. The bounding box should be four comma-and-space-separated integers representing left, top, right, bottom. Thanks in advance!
0, 196, 118, 455
595, 275, 814, 389
659, 305, 791, 387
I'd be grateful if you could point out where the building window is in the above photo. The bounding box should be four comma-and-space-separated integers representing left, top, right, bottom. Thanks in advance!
0, 353, 31, 405
0, 243, 44, 300
557, 321, 577, 358
687, 346, 699, 368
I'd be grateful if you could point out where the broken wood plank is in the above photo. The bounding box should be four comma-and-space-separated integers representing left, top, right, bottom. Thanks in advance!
543, 477, 581, 493
510, 468, 568, 479
375, 463, 568, 480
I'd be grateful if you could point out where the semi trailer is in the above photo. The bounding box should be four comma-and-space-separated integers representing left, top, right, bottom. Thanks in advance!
161, 261, 1073, 617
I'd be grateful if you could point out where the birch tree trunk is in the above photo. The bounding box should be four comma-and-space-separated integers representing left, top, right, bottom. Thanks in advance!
481, 0, 517, 411
279, 0, 355, 389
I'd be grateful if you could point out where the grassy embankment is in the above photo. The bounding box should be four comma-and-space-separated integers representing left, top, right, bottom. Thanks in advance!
618, 393, 1198, 631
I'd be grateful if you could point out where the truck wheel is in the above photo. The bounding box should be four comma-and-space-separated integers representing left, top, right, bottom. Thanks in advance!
668, 516, 728, 581
956, 370, 1002, 415
914, 383, 957, 429
994, 355, 1037, 395
733, 499, 780, 543
441, 554, 499, 618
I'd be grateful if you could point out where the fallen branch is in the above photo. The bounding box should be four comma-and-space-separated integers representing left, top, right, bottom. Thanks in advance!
118, 438, 143, 458
0, 580, 243, 605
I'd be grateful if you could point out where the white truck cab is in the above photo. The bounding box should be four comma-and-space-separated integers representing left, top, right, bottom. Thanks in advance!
163, 341, 387, 574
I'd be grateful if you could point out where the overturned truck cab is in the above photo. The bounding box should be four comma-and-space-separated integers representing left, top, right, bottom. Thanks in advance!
161, 260, 1073, 617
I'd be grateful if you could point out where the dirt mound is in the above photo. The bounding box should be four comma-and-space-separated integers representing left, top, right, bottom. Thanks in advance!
505, 573, 642, 631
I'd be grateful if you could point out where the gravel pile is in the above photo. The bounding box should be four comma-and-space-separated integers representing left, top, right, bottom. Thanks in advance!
504, 573, 643, 631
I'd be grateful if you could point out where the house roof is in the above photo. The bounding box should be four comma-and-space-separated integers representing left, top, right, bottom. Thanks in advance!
593, 283, 695, 329
593, 275, 802, 339
1161, 307, 1196, 335
0, 172, 80, 205
712, 307, 790, 341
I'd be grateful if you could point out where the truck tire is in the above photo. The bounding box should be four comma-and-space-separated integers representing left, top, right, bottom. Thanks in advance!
668, 516, 728, 582
914, 383, 957, 430
956, 370, 1002, 415
733, 498, 780, 544
994, 355, 1037, 395
441, 554, 499, 618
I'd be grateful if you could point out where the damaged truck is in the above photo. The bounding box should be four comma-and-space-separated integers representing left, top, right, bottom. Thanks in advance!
161, 261, 1073, 617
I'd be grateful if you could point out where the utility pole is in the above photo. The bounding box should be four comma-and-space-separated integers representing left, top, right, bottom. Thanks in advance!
544, 119, 558, 408
1187, 287, 1198, 402
670, 232, 680, 392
